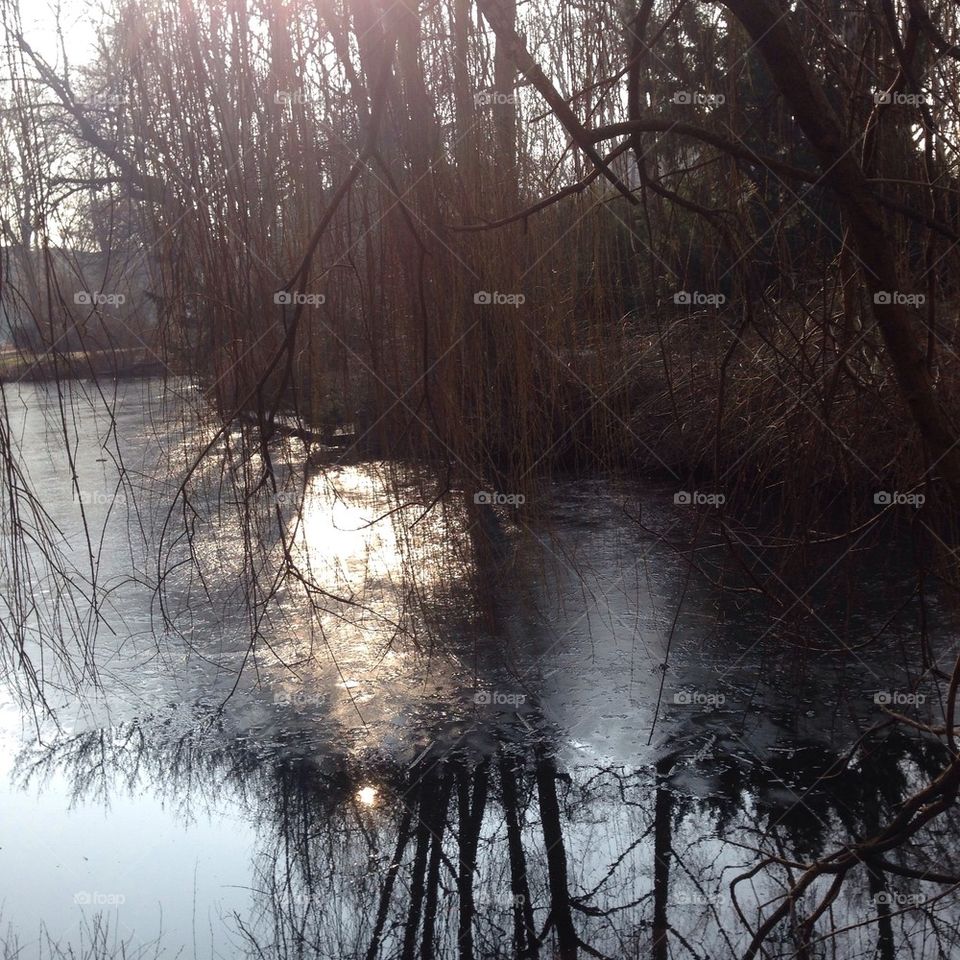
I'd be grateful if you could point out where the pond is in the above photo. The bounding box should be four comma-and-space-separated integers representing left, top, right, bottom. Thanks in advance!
0, 378, 956, 959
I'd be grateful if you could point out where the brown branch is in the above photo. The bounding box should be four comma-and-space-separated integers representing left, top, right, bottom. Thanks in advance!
449, 141, 632, 231
719, 0, 960, 499
906, 0, 960, 59
474, 0, 637, 205
590, 119, 820, 184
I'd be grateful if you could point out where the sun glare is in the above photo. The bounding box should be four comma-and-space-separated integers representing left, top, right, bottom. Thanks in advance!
357, 785, 378, 807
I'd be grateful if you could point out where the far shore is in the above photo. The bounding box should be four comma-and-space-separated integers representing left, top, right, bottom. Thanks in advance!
0, 346, 172, 383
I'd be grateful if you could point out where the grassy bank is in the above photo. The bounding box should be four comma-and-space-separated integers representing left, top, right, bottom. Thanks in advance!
0, 347, 171, 383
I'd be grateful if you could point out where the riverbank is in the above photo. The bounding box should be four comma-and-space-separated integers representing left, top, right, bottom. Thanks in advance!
0, 347, 171, 383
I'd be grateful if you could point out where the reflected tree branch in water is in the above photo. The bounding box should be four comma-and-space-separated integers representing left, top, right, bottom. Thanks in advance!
865, 857, 896, 960
733, 650, 960, 960
365, 801, 414, 960
456, 757, 489, 960
534, 743, 580, 960
401, 772, 435, 960
651, 755, 674, 960
420, 770, 453, 960
12, 700, 960, 958
498, 750, 538, 960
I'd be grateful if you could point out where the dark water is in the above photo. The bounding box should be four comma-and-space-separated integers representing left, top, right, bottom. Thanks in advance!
0, 379, 957, 959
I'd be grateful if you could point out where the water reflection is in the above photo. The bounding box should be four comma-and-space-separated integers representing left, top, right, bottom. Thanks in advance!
2, 381, 959, 958
10, 698, 959, 960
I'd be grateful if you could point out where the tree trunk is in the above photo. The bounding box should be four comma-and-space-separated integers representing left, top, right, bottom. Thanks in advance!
721, 0, 960, 498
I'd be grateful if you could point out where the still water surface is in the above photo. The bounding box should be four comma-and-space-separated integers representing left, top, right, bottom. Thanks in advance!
0, 379, 956, 958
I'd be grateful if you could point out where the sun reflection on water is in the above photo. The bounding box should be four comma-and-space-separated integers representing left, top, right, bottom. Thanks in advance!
356, 785, 378, 807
